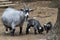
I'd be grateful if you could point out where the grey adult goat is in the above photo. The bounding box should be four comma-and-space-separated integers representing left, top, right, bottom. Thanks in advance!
1, 7, 33, 36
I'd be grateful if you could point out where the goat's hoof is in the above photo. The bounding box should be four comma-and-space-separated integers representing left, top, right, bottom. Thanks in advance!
39, 32, 43, 34
19, 32, 22, 35
11, 32, 14, 36
5, 31, 9, 34
26, 32, 29, 34
34, 33, 37, 34
26, 31, 29, 34
11, 34, 14, 36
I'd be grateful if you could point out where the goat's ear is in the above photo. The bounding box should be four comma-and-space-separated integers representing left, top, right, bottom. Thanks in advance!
29, 9, 34, 12
20, 9, 24, 11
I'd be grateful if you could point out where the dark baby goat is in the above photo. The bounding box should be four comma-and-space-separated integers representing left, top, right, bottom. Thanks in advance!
44, 22, 52, 33
26, 19, 44, 34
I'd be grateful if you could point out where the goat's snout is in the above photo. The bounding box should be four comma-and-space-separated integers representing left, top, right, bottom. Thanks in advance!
25, 13, 29, 21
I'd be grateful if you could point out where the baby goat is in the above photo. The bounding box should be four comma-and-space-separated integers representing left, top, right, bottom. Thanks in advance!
44, 22, 52, 33
26, 19, 44, 34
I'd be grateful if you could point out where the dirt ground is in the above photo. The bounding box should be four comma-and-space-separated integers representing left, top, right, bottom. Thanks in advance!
0, 1, 58, 40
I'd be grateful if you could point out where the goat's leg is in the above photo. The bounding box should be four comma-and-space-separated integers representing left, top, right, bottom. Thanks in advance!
11, 29, 15, 36
19, 27, 22, 35
37, 27, 41, 34
34, 27, 37, 34
26, 25, 30, 34
19, 23, 24, 35
11, 23, 15, 36
5, 27, 8, 34
4, 24, 9, 33
46, 30, 49, 33
8, 27, 12, 33
34, 29, 37, 34
9, 27, 12, 31
37, 27, 43, 34
6, 27, 8, 32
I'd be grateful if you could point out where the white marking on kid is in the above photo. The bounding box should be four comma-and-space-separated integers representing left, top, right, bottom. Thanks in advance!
29, 29, 30, 31
39, 27, 42, 29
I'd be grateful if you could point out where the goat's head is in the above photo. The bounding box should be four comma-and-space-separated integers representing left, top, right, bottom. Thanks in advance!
20, 7, 33, 21
43, 21, 52, 33
20, 3, 34, 21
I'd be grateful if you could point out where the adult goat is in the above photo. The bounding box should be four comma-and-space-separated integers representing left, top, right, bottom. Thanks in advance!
2, 7, 33, 36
